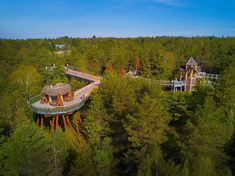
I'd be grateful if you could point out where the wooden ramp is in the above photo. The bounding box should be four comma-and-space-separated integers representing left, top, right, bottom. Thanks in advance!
65, 69, 102, 99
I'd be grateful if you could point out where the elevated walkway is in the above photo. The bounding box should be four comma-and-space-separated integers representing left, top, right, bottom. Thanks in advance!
159, 80, 185, 91
197, 72, 219, 80
65, 69, 102, 82
28, 69, 102, 115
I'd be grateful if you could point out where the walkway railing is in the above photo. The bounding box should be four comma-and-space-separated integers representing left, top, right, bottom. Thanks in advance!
205, 73, 219, 80
197, 72, 219, 80
65, 69, 102, 82
159, 80, 185, 87
29, 94, 41, 104
28, 94, 85, 115
74, 81, 100, 97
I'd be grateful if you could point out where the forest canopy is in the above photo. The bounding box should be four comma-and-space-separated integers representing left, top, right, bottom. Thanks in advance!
0, 36, 235, 176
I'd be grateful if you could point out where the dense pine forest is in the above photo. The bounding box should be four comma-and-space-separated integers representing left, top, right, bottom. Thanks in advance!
0, 36, 235, 176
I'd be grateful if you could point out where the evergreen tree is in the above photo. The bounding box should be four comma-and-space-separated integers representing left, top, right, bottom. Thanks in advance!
50, 129, 69, 176
76, 57, 87, 72
68, 141, 96, 176
0, 124, 54, 176
188, 97, 233, 175
124, 94, 169, 175
101, 74, 136, 116
191, 156, 217, 176
51, 65, 68, 85
125, 94, 169, 150
83, 92, 113, 176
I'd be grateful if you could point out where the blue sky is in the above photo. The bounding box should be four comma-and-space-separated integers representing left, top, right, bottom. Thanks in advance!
0, 0, 235, 38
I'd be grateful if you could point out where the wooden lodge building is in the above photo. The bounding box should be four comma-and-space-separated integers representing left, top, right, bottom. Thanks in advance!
160, 57, 219, 92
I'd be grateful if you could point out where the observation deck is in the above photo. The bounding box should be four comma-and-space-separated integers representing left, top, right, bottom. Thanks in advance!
28, 69, 101, 115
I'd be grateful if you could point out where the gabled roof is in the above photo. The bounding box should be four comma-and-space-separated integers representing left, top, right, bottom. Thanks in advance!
186, 57, 197, 65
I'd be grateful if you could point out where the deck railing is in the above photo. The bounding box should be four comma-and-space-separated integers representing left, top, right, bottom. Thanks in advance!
29, 94, 41, 104
28, 94, 85, 115
159, 80, 185, 87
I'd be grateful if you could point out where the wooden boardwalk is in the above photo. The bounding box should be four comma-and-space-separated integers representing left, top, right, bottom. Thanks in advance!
65, 69, 102, 99
29, 66, 220, 115
65, 69, 102, 82
29, 69, 102, 115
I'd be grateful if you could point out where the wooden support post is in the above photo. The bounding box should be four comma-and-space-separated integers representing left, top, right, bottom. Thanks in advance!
189, 70, 193, 92
77, 113, 83, 125
41, 117, 44, 128
36, 118, 39, 127
50, 120, 55, 131
66, 116, 73, 130
52, 117, 55, 129
56, 115, 59, 129
73, 115, 81, 140
185, 71, 188, 91
49, 120, 52, 133
73, 115, 79, 133
62, 115, 67, 132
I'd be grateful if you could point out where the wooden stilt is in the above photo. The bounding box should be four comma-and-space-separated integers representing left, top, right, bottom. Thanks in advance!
36, 118, 39, 126
41, 117, 44, 128
62, 115, 67, 132
56, 115, 59, 129
189, 71, 193, 92
66, 116, 73, 130
66, 115, 81, 144
49, 120, 52, 133
50, 120, 55, 131
73, 115, 81, 140
73, 115, 79, 133
76, 112, 83, 125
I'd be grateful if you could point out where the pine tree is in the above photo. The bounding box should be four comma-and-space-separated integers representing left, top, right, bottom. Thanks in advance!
14, 106, 31, 128
83, 92, 113, 176
191, 156, 217, 176
68, 141, 96, 176
0, 124, 54, 176
83, 92, 108, 144
137, 154, 153, 176
92, 137, 113, 176
218, 62, 235, 126
125, 94, 169, 149
50, 129, 68, 176
124, 94, 169, 175
102, 74, 136, 116
188, 97, 233, 175
74, 53, 87, 72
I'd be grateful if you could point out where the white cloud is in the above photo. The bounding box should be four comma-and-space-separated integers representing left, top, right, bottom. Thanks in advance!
150, 0, 183, 6
119, 0, 185, 7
